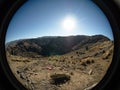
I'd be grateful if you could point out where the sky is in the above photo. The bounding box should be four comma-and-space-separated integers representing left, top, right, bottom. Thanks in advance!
5, 0, 114, 43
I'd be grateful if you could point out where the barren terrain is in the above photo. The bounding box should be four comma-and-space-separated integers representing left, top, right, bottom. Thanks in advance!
6, 35, 113, 90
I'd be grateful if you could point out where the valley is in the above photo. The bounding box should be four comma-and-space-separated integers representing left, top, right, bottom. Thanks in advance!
6, 35, 113, 90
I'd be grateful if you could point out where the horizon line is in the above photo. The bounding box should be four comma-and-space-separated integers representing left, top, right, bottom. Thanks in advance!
5, 34, 113, 44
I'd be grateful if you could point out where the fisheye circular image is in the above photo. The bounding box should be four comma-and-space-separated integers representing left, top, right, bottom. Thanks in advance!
5, 0, 114, 90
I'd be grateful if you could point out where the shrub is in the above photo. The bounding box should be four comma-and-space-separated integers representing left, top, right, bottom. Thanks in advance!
81, 62, 87, 66
50, 74, 70, 85
102, 50, 105, 53
70, 72, 74, 75
86, 60, 91, 64
76, 51, 79, 54
71, 56, 73, 58
91, 60, 95, 63
85, 46, 88, 51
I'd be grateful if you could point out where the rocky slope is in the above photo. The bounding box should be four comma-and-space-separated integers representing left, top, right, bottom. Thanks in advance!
6, 35, 110, 57
6, 35, 113, 90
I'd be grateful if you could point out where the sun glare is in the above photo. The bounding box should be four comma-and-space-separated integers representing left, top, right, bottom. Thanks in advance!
62, 16, 76, 31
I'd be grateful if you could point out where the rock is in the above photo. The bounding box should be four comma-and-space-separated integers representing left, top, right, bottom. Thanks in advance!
88, 69, 93, 75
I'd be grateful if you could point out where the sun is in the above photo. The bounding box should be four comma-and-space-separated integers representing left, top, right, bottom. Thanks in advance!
62, 16, 76, 31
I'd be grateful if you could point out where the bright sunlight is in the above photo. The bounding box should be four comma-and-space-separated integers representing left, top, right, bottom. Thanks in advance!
61, 16, 77, 31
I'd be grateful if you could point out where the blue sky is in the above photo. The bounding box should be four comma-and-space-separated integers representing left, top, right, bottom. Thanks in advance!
6, 0, 113, 43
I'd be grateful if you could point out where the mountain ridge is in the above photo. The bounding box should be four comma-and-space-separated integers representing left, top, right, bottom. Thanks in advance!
6, 35, 110, 57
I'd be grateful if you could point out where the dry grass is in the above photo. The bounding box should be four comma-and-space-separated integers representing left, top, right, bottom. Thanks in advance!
6, 41, 113, 90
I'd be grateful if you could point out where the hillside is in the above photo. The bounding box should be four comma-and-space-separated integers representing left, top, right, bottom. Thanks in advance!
6, 35, 110, 57
6, 35, 113, 90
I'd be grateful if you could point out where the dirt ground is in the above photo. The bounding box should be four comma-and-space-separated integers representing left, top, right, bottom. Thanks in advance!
6, 41, 113, 90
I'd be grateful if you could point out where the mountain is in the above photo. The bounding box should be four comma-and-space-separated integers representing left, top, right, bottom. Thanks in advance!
6, 35, 110, 57
6, 35, 113, 90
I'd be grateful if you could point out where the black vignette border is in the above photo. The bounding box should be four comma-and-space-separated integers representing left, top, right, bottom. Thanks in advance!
92, 0, 120, 90
0, 0, 27, 90
0, 0, 120, 90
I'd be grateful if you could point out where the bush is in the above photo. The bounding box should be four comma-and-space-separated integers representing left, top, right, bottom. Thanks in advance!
85, 46, 88, 51
70, 72, 74, 75
50, 74, 70, 85
91, 60, 95, 63
76, 52, 79, 54
81, 62, 87, 66
71, 56, 73, 58
86, 60, 91, 64
102, 50, 105, 53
